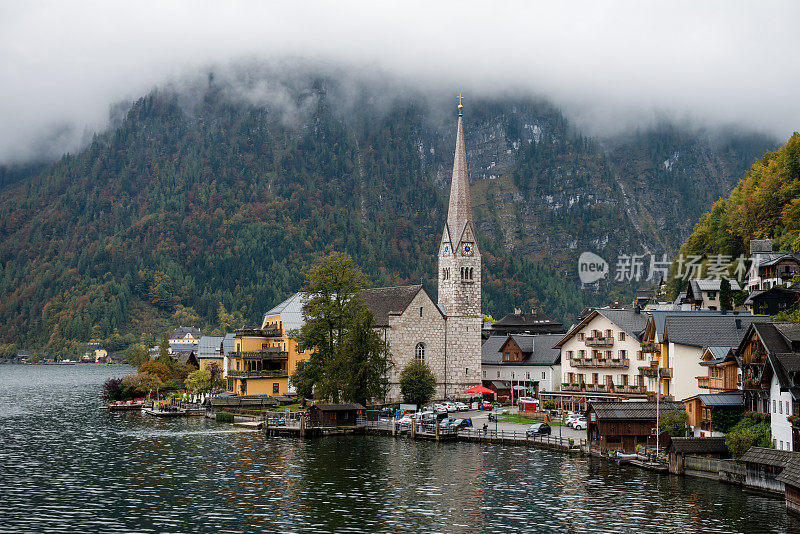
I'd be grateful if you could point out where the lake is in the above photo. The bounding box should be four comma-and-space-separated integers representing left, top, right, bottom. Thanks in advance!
0, 364, 795, 533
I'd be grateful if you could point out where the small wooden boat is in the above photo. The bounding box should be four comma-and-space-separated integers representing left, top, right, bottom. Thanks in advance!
107, 402, 145, 411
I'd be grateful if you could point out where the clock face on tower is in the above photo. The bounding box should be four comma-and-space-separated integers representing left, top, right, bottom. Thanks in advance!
462, 242, 474, 256
442, 243, 451, 257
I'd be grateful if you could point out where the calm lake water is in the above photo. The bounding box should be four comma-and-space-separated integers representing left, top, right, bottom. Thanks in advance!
0, 364, 797, 533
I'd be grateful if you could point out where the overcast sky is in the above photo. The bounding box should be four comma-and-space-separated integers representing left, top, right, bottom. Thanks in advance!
1, 1, 798, 163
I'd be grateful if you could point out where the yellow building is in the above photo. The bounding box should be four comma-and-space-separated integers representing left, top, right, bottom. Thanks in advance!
226, 293, 310, 396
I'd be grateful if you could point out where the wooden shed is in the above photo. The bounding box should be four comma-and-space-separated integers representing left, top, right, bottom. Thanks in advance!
777, 456, 800, 515
740, 447, 798, 494
587, 401, 685, 454
308, 404, 365, 427
668, 437, 729, 475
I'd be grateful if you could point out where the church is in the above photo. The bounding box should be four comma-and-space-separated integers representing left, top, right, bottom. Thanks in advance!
253, 100, 483, 401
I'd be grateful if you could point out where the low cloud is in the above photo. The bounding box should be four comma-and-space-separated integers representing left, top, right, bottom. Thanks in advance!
1, 0, 798, 163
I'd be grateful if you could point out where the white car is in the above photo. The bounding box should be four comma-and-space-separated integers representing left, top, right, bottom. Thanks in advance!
397, 415, 413, 426
565, 414, 582, 427
443, 402, 458, 412
454, 402, 469, 411
433, 404, 447, 414
572, 417, 588, 430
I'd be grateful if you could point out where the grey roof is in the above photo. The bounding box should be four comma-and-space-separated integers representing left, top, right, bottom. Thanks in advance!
493, 312, 562, 327
740, 446, 797, 467
664, 314, 768, 348
310, 403, 366, 411
222, 333, 236, 356
172, 350, 198, 367
766, 353, 800, 398
669, 437, 729, 455
698, 390, 743, 407
744, 286, 800, 306
482, 334, 561, 366
649, 310, 754, 343
198, 335, 223, 359
757, 253, 800, 267
701, 346, 735, 365
555, 308, 648, 348
358, 285, 439, 327
262, 292, 307, 333
169, 326, 202, 340
777, 456, 800, 486
590, 401, 685, 421
692, 278, 741, 292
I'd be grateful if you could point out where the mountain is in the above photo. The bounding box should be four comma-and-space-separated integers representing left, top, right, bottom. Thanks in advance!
0, 74, 777, 353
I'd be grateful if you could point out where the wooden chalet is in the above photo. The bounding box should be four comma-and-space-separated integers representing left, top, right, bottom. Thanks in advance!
683, 390, 743, 438
740, 446, 798, 495
744, 286, 800, 316
587, 401, 685, 454
736, 322, 800, 414
308, 404, 365, 427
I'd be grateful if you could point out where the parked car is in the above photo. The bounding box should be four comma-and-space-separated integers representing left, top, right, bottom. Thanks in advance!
443, 402, 458, 412
454, 402, 469, 411
450, 418, 472, 429
526, 422, 552, 436
379, 407, 394, 419
479, 401, 494, 410
572, 417, 587, 430
433, 404, 447, 414
565, 414, 582, 427
439, 417, 455, 428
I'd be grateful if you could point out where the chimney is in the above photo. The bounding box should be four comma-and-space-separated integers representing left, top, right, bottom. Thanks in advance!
721, 308, 727, 315
735, 318, 742, 329
634, 305, 641, 314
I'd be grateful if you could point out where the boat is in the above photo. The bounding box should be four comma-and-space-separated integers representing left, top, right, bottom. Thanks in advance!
106, 401, 145, 411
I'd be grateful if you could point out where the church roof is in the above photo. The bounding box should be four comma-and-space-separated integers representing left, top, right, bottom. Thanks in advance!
358, 285, 440, 327
445, 112, 474, 247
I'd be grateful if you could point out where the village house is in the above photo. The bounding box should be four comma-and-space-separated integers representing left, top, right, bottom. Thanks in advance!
169, 326, 202, 352
488, 309, 566, 337
480, 333, 561, 401
761, 351, 800, 451
198, 335, 224, 372
555, 308, 650, 395
83, 342, 108, 363
683, 278, 741, 310
744, 286, 800, 316
683, 390, 742, 437
641, 310, 765, 402
748, 239, 800, 292
586, 401, 685, 454
736, 321, 800, 418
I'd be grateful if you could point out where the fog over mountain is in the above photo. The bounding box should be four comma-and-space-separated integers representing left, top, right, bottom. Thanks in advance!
1, 0, 798, 163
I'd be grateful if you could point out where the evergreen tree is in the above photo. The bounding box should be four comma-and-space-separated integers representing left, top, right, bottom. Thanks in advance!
719, 278, 733, 310
399, 359, 437, 408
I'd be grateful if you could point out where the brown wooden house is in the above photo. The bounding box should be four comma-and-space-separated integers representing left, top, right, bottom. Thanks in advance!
736, 322, 800, 414
308, 404, 365, 427
587, 401, 685, 454
668, 437, 729, 475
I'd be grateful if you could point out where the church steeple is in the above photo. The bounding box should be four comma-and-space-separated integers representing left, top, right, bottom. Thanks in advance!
446, 97, 473, 246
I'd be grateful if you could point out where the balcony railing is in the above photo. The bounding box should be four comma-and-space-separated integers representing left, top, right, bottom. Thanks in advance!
638, 366, 672, 378
227, 369, 288, 379
235, 327, 282, 338
585, 337, 614, 348
697, 376, 710, 389
744, 377, 765, 390
572, 358, 630, 369
640, 342, 661, 354
238, 350, 289, 360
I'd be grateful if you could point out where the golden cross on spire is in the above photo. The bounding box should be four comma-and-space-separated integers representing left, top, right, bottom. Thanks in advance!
457, 93, 464, 116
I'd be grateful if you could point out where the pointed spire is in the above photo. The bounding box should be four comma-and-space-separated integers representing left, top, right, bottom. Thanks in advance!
446, 96, 472, 242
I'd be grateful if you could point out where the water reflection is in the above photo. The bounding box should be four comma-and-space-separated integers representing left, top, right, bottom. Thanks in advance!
0, 364, 797, 533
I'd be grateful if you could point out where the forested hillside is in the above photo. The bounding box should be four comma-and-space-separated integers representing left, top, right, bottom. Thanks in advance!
0, 74, 778, 354
674, 133, 800, 263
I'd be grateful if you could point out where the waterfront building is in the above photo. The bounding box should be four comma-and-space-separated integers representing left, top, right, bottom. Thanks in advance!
308, 404, 365, 427
761, 351, 800, 451
777, 456, 800, 515
683, 390, 743, 437
480, 333, 561, 401
640, 310, 765, 401
667, 437, 729, 475
198, 335, 224, 372
554, 308, 650, 401
740, 447, 797, 495
169, 326, 202, 352
586, 401, 685, 454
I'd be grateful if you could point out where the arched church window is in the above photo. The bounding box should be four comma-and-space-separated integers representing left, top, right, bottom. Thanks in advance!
415, 342, 425, 360
460, 267, 464, 279
469, 268, 473, 279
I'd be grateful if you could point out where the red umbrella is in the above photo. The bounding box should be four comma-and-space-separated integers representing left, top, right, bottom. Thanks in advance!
463, 385, 495, 395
